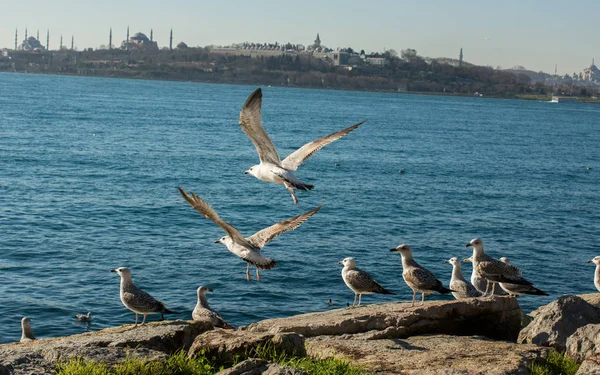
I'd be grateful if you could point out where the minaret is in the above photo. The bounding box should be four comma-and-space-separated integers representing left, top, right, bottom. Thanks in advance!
458, 47, 463, 67
109, 28, 112, 50
60, 34, 63, 50
71, 35, 74, 50
25, 28, 28, 40
126, 26, 129, 51
169, 28, 173, 51
593, 58, 595, 67
150, 28, 153, 42
14, 28, 17, 50
36, 30, 39, 41
314, 33, 321, 48
46, 30, 49, 50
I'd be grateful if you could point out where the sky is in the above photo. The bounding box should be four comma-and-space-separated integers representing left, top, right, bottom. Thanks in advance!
2, 0, 598, 75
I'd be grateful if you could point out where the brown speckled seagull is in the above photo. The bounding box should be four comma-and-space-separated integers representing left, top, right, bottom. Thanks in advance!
339, 257, 395, 307
390, 244, 452, 307
192, 286, 233, 329
178, 187, 323, 281
498, 257, 548, 296
240, 88, 365, 204
444, 257, 482, 299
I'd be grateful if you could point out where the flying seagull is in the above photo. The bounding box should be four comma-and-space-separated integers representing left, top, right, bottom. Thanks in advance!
192, 286, 233, 329
444, 257, 482, 299
111, 267, 178, 326
20, 317, 36, 342
339, 257, 394, 307
240, 88, 365, 204
589, 256, 600, 292
178, 187, 323, 281
390, 244, 452, 307
497, 257, 548, 296
466, 238, 533, 296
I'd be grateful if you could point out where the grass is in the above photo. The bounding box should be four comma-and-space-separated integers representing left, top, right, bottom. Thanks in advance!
528, 349, 580, 375
55, 346, 366, 375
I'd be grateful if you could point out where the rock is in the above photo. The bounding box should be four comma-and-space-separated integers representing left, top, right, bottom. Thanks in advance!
566, 323, 600, 363
188, 330, 306, 364
0, 320, 212, 375
214, 359, 307, 375
580, 293, 600, 308
307, 334, 546, 375
518, 295, 600, 351
247, 296, 522, 341
576, 352, 600, 375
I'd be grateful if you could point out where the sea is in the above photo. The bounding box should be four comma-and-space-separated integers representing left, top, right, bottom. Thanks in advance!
0, 72, 599, 344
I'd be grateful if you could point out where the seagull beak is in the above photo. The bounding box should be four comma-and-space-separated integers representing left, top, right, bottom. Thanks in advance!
207, 288, 213, 292
215, 239, 220, 244
588, 260, 593, 263
338, 261, 343, 265
244, 170, 249, 175
466, 243, 472, 247
443, 260, 449, 263
389, 248, 398, 252
110, 269, 116, 273
463, 258, 470, 263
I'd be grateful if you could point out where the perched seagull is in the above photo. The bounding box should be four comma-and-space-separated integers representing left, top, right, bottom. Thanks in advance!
20, 317, 36, 342
444, 257, 481, 299
339, 257, 394, 307
589, 256, 600, 292
75, 312, 92, 322
239, 88, 365, 204
463, 256, 507, 295
179, 188, 322, 281
498, 257, 548, 296
390, 244, 452, 307
111, 267, 178, 326
192, 286, 233, 329
466, 238, 533, 296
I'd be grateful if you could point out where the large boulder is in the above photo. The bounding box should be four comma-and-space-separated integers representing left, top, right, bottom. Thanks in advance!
0, 320, 212, 375
307, 334, 547, 375
214, 358, 308, 375
566, 323, 600, 363
576, 352, 600, 375
518, 295, 600, 351
247, 296, 522, 341
188, 330, 306, 364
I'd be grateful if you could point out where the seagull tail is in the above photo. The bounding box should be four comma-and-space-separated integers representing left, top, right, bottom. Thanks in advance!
163, 308, 180, 314
380, 288, 396, 295
524, 287, 549, 296
499, 276, 533, 286
290, 179, 314, 191
254, 258, 277, 270
438, 286, 453, 294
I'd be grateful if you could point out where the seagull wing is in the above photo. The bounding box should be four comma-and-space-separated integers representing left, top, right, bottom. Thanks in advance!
178, 188, 249, 246
247, 204, 323, 249
239, 88, 281, 165
281, 120, 365, 171
404, 267, 444, 291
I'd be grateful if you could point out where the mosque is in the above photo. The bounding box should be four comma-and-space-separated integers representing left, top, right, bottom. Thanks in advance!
121, 28, 158, 50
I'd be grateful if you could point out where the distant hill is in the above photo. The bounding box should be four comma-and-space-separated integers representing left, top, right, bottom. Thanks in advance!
503, 66, 551, 83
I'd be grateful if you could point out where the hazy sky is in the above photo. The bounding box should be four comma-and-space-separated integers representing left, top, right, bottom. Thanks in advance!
3, 0, 598, 74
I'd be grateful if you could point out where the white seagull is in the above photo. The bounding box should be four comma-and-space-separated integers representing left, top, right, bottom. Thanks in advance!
589, 256, 600, 292
178, 187, 323, 281
240, 88, 365, 204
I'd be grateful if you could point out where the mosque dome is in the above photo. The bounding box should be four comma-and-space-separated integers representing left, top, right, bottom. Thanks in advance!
131, 32, 149, 42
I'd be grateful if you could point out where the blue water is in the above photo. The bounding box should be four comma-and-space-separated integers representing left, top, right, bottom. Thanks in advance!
1, 73, 599, 344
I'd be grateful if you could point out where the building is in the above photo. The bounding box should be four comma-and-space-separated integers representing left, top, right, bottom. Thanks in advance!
582, 59, 599, 82
121, 32, 158, 50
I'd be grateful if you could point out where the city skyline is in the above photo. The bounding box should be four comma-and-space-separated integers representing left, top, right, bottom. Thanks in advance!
2, 0, 598, 75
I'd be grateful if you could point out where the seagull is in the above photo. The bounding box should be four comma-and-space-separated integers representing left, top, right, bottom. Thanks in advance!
178, 188, 323, 281
20, 317, 36, 342
111, 267, 178, 326
339, 257, 394, 307
75, 312, 92, 322
588, 256, 600, 292
444, 257, 481, 299
497, 257, 548, 296
192, 286, 233, 329
239, 88, 365, 204
390, 244, 452, 307
463, 256, 507, 295
465, 238, 533, 296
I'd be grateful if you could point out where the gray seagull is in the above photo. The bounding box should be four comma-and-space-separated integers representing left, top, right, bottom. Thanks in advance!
339, 257, 394, 307
240, 88, 365, 204
444, 257, 482, 299
463, 256, 507, 295
192, 286, 233, 329
390, 244, 452, 307
465, 238, 533, 296
20, 317, 36, 342
498, 257, 548, 296
178, 188, 323, 281
111, 267, 178, 326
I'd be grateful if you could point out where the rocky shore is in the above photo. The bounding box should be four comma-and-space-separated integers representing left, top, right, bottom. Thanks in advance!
1, 294, 599, 375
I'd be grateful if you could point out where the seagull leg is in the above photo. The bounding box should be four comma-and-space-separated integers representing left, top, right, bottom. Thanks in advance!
411, 291, 416, 307
491, 282, 496, 296
353, 293, 357, 307
283, 182, 298, 205
483, 281, 490, 297
256, 267, 261, 281
358, 294, 362, 306
246, 264, 251, 281
134, 313, 138, 327
141, 314, 147, 325
421, 292, 425, 305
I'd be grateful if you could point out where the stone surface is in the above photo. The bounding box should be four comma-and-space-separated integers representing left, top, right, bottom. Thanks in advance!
247, 296, 522, 341
580, 293, 600, 308
214, 358, 307, 375
566, 323, 600, 363
307, 334, 546, 375
518, 295, 600, 351
0, 320, 212, 375
576, 352, 600, 375
188, 330, 306, 364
